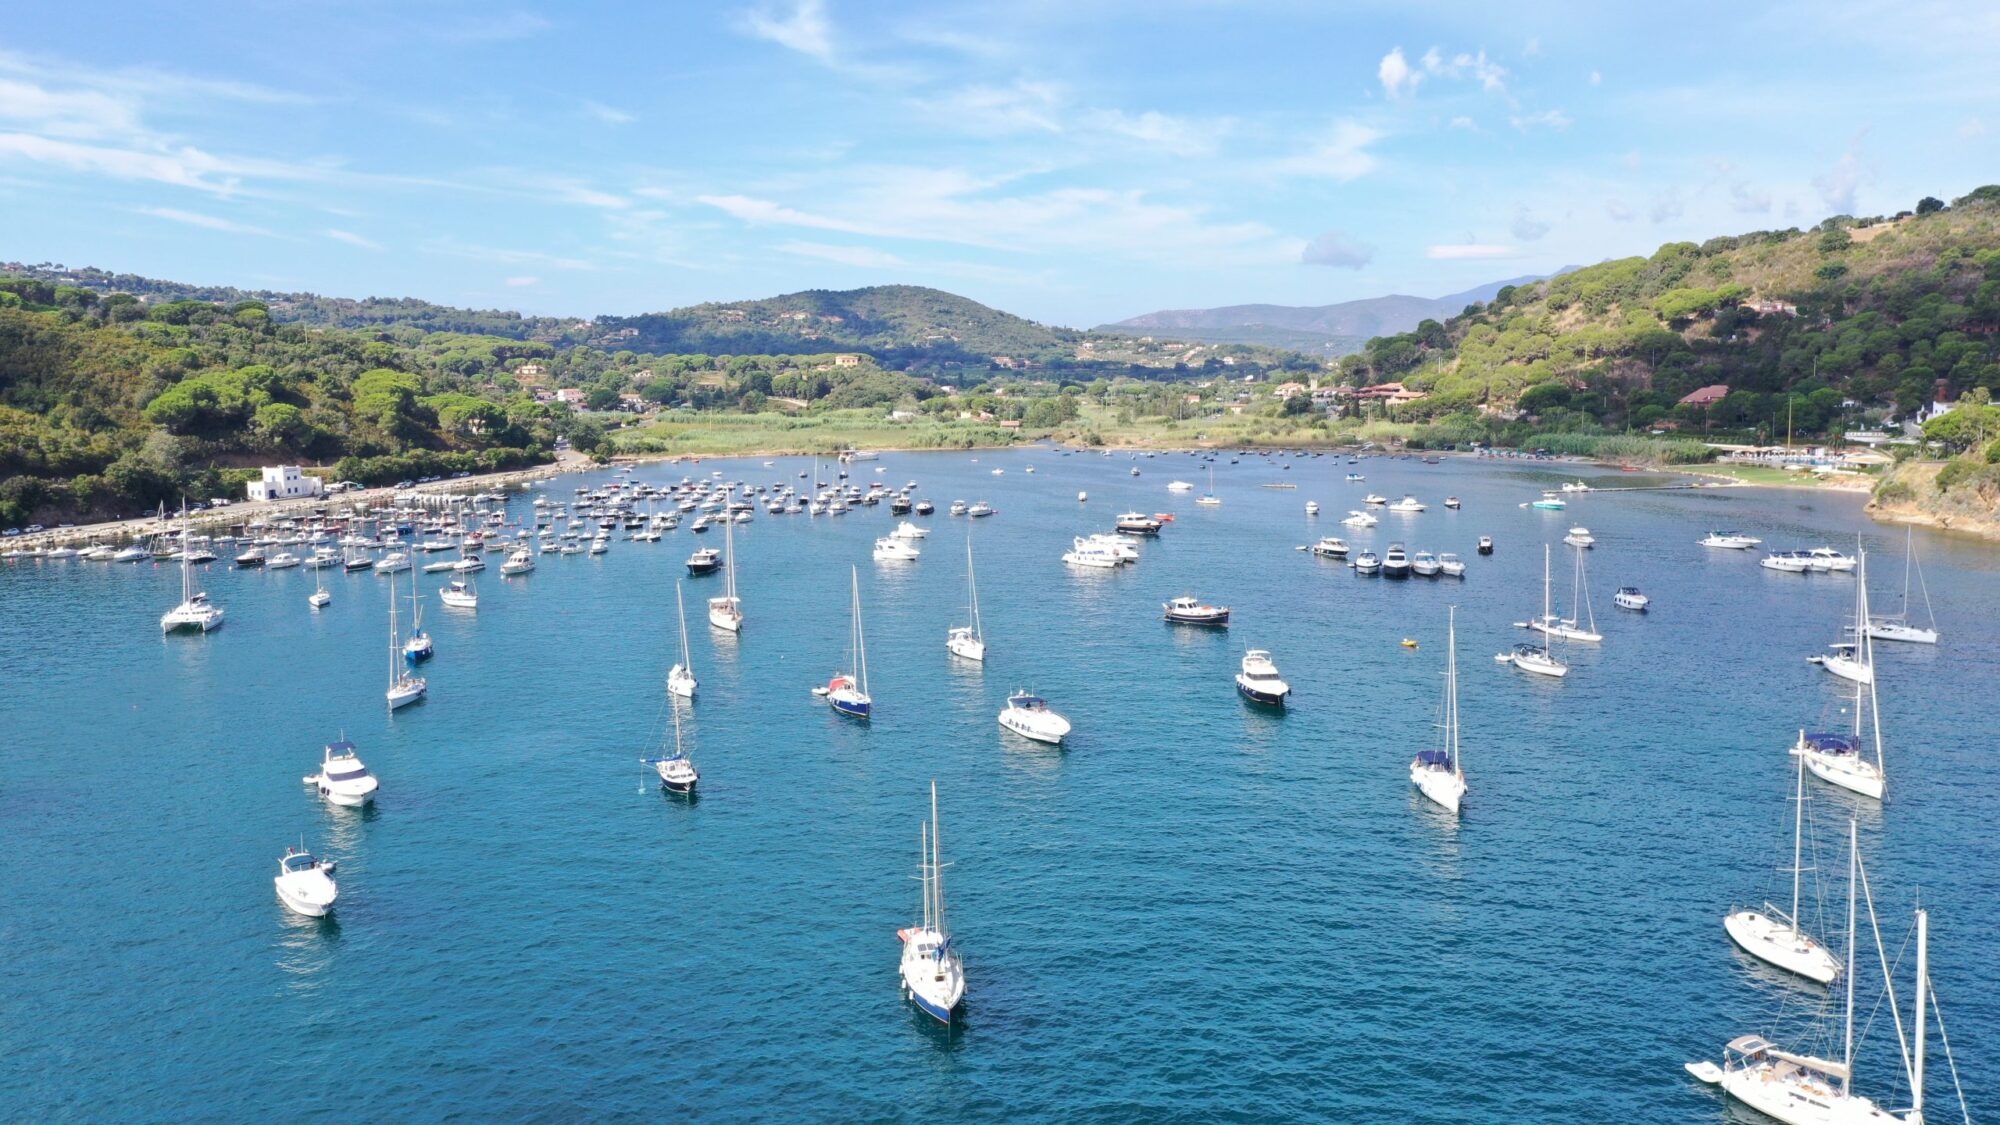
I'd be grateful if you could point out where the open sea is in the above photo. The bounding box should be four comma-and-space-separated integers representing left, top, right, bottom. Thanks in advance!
2, 448, 1994, 1122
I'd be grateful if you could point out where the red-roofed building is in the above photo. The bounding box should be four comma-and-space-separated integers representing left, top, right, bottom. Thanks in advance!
1679, 384, 1729, 407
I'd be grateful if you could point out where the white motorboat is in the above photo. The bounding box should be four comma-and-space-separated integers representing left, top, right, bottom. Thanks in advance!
1310, 537, 1349, 558
709, 517, 743, 632
643, 704, 699, 795
890, 520, 929, 540
373, 551, 411, 574
1723, 752, 1840, 984
304, 738, 379, 807
1530, 493, 1567, 510
1410, 608, 1467, 813
1701, 531, 1762, 550
899, 782, 966, 1023
439, 578, 478, 609
453, 553, 486, 572
1234, 649, 1290, 705
160, 510, 224, 634
1304, 500, 1320, 516
1865, 527, 1937, 644
874, 536, 921, 561
668, 583, 698, 699
947, 534, 986, 662
1438, 552, 1466, 578
588, 536, 609, 554
1500, 546, 1569, 678
1345, 472, 1365, 482
1115, 511, 1162, 535
267, 551, 301, 569
112, 544, 150, 563
1162, 596, 1229, 625
1363, 493, 1388, 506
1443, 496, 1461, 509
1410, 550, 1441, 577
1352, 550, 1381, 575
234, 545, 266, 568
1062, 536, 1122, 569
998, 690, 1071, 744
1342, 510, 1378, 528
422, 558, 458, 573
1167, 480, 1195, 492
1613, 586, 1649, 611
1388, 495, 1425, 513
1562, 526, 1594, 548
500, 548, 535, 575
386, 579, 427, 709
1761, 551, 1814, 573
1804, 547, 1857, 573
274, 845, 339, 918
1521, 543, 1602, 642
1381, 543, 1410, 578
824, 567, 872, 719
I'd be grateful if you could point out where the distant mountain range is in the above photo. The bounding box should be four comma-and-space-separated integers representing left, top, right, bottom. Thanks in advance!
1095, 275, 1557, 355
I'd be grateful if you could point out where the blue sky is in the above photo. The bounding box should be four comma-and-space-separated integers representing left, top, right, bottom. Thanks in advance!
2, 1, 1996, 327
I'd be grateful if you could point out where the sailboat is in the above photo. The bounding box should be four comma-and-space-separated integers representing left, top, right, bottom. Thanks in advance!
309, 562, 332, 609
946, 532, 985, 661
1812, 549, 1874, 684
160, 504, 225, 633
897, 781, 965, 1023
1410, 607, 1467, 813
822, 566, 872, 719
402, 567, 433, 661
708, 513, 743, 632
1498, 545, 1569, 677
1523, 542, 1601, 642
386, 579, 427, 709
668, 582, 698, 699
642, 701, 699, 795
1196, 464, 1221, 507
1724, 751, 1841, 984
1793, 575, 1887, 800
1687, 820, 1942, 1124
1866, 528, 1938, 645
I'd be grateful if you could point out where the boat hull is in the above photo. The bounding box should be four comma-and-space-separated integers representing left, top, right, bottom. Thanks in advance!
1864, 621, 1936, 645
1410, 762, 1464, 813
1723, 910, 1839, 984
829, 691, 871, 719
947, 635, 986, 662
999, 713, 1068, 744
1796, 748, 1883, 800
1235, 678, 1288, 706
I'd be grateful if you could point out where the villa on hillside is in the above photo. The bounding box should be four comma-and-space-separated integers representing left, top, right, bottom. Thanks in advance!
245, 465, 323, 502
1679, 384, 1730, 407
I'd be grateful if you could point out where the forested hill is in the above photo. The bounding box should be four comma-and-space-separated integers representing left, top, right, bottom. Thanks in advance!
1338, 186, 2000, 436
595, 285, 1086, 363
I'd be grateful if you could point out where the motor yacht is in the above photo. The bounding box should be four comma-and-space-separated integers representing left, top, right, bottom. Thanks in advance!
274, 845, 338, 917
998, 691, 1071, 744
1167, 480, 1195, 492
1438, 552, 1466, 578
1162, 596, 1230, 625
1363, 494, 1388, 506
234, 546, 266, 568
1701, 531, 1762, 550
1410, 550, 1441, 577
1388, 495, 1426, 513
1477, 535, 1494, 555
890, 520, 929, 540
267, 551, 301, 569
967, 502, 995, 518
1310, 537, 1349, 558
1614, 586, 1649, 611
303, 739, 379, 807
686, 547, 721, 575
1563, 527, 1595, 548
1381, 543, 1411, 578
1353, 550, 1381, 575
1304, 501, 1320, 516
1443, 496, 1461, 509
1115, 512, 1163, 535
1234, 650, 1291, 705
874, 536, 921, 561
1803, 547, 1857, 573
1761, 551, 1813, 573
1342, 510, 1378, 527
1062, 537, 1122, 569
500, 548, 535, 575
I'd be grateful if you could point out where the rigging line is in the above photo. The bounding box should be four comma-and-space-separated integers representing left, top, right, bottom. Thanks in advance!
1923, 981, 1973, 1125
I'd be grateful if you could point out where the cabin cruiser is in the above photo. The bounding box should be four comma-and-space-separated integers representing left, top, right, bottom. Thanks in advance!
266, 551, 300, 569
1167, 480, 1195, 492
1476, 536, 1494, 555
234, 546, 266, 568
374, 551, 411, 574
1234, 650, 1291, 705
500, 548, 535, 575
1381, 544, 1411, 578
1410, 550, 1441, 577
1614, 586, 1649, 611
274, 845, 339, 917
1562, 527, 1595, 549
998, 691, 1071, 744
948, 500, 969, 516
1162, 596, 1230, 625
686, 547, 721, 575
1437, 552, 1466, 577
1115, 512, 1163, 535
304, 739, 379, 807
889, 520, 929, 540
1701, 531, 1762, 550
1352, 550, 1381, 575
1062, 537, 1122, 568
1760, 551, 1814, 574
439, 579, 478, 609
1363, 494, 1388, 506
874, 537, 921, 561
966, 502, 995, 518
1304, 500, 1320, 516
1310, 536, 1349, 558
1345, 472, 1365, 481
914, 500, 935, 515
1802, 547, 1857, 573
1388, 495, 1426, 513
1443, 496, 1461, 509
1342, 510, 1378, 528
112, 544, 150, 562
1530, 493, 1567, 510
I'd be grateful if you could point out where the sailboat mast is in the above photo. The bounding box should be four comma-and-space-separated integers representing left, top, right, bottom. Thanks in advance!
723, 516, 735, 601
1790, 751, 1805, 937
1912, 907, 1927, 1119
1842, 818, 1857, 1096
1447, 607, 1460, 774
1542, 545, 1554, 657
676, 582, 691, 667
387, 576, 399, 684
1860, 553, 1886, 782
966, 534, 981, 640
930, 781, 944, 936
918, 822, 931, 931
179, 503, 193, 603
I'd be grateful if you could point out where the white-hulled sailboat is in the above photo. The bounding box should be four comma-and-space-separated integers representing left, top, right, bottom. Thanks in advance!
898, 781, 965, 1023
947, 532, 985, 662
642, 701, 698, 795
668, 582, 698, 699
1522, 542, 1601, 642
1499, 545, 1569, 677
1811, 549, 1874, 685
709, 513, 743, 632
1793, 580, 1888, 800
386, 577, 427, 709
1724, 751, 1840, 984
821, 566, 872, 719
1410, 607, 1467, 813
309, 562, 332, 609
160, 505, 225, 633
1866, 527, 1938, 645
1196, 463, 1221, 507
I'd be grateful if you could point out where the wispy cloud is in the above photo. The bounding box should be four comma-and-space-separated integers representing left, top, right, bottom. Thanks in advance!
325, 228, 382, 250
1267, 120, 1382, 181
919, 80, 1064, 135
423, 238, 595, 271
1379, 48, 1420, 100
1509, 109, 1572, 131
506, 275, 540, 287
1729, 182, 1773, 214
739, 0, 834, 63
137, 206, 274, 236
1300, 230, 1373, 269
435, 11, 551, 45
581, 100, 635, 125
1427, 243, 1518, 260
0, 131, 311, 195
778, 240, 908, 268
1813, 148, 1864, 213
1510, 208, 1551, 241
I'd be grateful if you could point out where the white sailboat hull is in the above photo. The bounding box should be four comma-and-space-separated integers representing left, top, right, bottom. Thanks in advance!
387, 679, 426, 709
1723, 909, 1840, 984
1863, 620, 1936, 645
708, 598, 742, 632
1410, 763, 1464, 813
667, 666, 697, 699
1704, 1063, 1902, 1124
1505, 651, 1568, 677
1796, 747, 1884, 800
947, 631, 985, 662
1525, 618, 1602, 643
899, 928, 965, 1022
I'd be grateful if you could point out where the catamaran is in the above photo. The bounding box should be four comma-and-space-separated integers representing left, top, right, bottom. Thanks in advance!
1498, 545, 1569, 678
1866, 527, 1938, 645
160, 505, 224, 634
708, 514, 743, 632
947, 532, 985, 662
1724, 752, 1840, 984
1410, 607, 1466, 813
1522, 542, 1601, 642
669, 582, 698, 699
897, 781, 966, 1024
821, 567, 872, 719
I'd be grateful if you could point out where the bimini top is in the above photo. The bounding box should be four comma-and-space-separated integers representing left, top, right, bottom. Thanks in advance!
1805, 732, 1860, 755
1415, 749, 1453, 767
325, 739, 357, 755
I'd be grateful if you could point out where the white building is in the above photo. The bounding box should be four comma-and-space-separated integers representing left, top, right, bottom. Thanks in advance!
246, 465, 324, 502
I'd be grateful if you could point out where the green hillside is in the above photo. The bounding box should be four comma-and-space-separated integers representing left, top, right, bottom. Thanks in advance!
1341, 187, 2000, 439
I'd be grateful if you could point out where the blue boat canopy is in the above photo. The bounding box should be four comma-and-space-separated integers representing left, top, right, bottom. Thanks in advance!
325, 740, 356, 753
1416, 749, 1452, 767
1805, 733, 1860, 754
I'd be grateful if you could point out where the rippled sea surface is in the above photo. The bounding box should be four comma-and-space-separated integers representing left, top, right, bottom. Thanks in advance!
2, 449, 1994, 1122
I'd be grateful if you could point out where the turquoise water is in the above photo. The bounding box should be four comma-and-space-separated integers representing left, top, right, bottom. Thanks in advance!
2, 449, 1994, 1121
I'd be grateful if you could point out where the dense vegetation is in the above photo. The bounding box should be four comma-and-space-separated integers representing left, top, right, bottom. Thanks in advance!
1337, 187, 2000, 441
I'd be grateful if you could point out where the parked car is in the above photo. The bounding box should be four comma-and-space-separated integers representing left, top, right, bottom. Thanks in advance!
452, 471, 471, 478
3, 528, 21, 537
395, 480, 416, 489
25, 524, 45, 532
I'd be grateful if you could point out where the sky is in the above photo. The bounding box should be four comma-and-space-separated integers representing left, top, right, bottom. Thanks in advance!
2, 1, 1997, 328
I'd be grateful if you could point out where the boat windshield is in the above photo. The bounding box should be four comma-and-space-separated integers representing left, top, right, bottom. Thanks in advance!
1011, 695, 1046, 709
283, 853, 319, 873
325, 766, 371, 782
